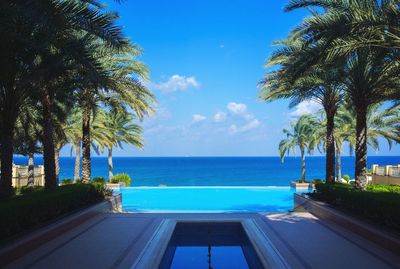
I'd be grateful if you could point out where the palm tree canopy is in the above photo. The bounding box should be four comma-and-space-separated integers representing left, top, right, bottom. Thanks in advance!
333, 104, 400, 152
279, 114, 320, 161
94, 109, 144, 153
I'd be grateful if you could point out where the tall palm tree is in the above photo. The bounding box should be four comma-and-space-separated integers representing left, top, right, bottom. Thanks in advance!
95, 109, 144, 179
279, 114, 320, 181
13, 101, 42, 187
284, 0, 400, 190
79, 44, 155, 183
260, 37, 343, 183
63, 108, 83, 181
332, 107, 355, 181
0, 0, 128, 197
334, 104, 400, 180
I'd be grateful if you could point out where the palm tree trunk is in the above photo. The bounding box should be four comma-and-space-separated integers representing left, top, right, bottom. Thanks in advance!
0, 119, 15, 198
108, 147, 113, 180
27, 152, 35, 187
336, 146, 342, 182
55, 149, 60, 183
81, 106, 91, 183
300, 145, 306, 181
74, 141, 81, 181
325, 109, 335, 183
41, 89, 57, 191
355, 107, 368, 190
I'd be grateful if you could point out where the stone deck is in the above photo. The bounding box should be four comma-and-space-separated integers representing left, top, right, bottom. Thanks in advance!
4, 212, 400, 269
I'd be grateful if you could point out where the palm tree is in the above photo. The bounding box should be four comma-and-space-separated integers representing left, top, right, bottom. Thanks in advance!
95, 109, 144, 179
13, 102, 42, 187
332, 107, 355, 181
284, 0, 400, 190
260, 37, 343, 183
279, 114, 320, 181
79, 44, 155, 183
0, 0, 128, 197
63, 108, 83, 181
334, 104, 400, 180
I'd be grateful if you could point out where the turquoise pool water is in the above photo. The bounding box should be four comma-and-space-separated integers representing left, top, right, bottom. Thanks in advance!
119, 186, 302, 212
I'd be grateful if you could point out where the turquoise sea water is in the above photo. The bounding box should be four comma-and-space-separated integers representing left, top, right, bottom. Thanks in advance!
13, 156, 400, 186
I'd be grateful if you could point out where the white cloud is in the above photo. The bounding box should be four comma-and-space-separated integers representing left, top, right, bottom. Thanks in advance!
228, 124, 239, 134
241, 119, 260, 132
227, 102, 247, 115
213, 112, 227, 123
290, 100, 321, 117
192, 114, 207, 123
152, 74, 200, 93
228, 119, 260, 134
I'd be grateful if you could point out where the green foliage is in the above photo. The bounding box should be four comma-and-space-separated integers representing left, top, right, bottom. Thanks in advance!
312, 179, 323, 184
367, 184, 400, 194
0, 184, 105, 242
343, 175, 350, 183
110, 173, 131, 186
92, 182, 113, 197
296, 179, 308, 183
92, 177, 106, 186
20, 186, 44, 195
278, 115, 320, 161
312, 183, 400, 232
61, 179, 73, 185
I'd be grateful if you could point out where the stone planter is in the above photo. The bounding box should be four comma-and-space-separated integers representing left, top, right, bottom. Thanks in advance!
290, 181, 311, 189
105, 182, 126, 189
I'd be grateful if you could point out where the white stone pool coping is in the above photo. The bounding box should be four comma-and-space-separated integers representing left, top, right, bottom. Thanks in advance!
132, 218, 291, 269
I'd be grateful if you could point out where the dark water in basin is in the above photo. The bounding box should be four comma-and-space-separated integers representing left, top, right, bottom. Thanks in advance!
160, 222, 263, 269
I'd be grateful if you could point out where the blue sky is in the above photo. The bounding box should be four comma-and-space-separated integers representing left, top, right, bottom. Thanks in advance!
60, 0, 399, 157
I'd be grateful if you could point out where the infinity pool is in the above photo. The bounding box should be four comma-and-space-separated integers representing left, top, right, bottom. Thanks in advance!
118, 186, 302, 212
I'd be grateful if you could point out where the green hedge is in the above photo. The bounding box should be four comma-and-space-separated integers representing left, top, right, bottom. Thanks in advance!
312, 183, 400, 232
61, 178, 73, 185
0, 184, 105, 242
110, 173, 131, 186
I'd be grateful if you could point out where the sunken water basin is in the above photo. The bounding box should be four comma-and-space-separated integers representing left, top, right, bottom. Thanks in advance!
132, 219, 290, 269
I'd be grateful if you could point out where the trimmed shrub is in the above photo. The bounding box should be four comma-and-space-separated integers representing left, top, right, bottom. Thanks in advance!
0, 184, 105, 242
110, 173, 131, 186
343, 175, 350, 184
312, 183, 400, 232
20, 186, 44, 194
61, 178, 73, 185
92, 177, 106, 186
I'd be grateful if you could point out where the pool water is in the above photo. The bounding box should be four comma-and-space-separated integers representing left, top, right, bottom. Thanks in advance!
159, 222, 263, 269
119, 186, 302, 212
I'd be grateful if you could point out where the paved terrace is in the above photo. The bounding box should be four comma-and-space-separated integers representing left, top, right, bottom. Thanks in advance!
4, 212, 400, 269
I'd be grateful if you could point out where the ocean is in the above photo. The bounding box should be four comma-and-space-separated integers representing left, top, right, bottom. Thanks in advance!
13, 156, 399, 186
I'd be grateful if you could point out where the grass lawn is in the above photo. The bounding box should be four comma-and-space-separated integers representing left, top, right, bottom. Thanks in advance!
310, 183, 400, 233
0, 184, 105, 243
